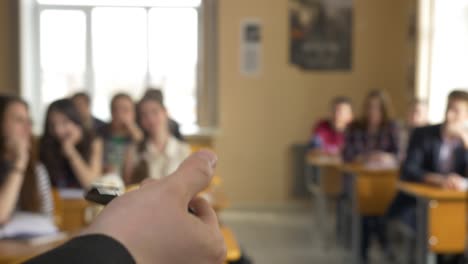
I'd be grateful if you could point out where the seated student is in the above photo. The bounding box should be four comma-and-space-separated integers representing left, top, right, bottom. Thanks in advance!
402, 90, 468, 187
309, 96, 353, 155
399, 99, 429, 160
395, 90, 468, 264
98, 93, 143, 174
40, 99, 103, 189
71, 92, 106, 132
143, 88, 184, 141
0, 96, 53, 224
123, 93, 190, 185
342, 90, 400, 264
343, 90, 399, 166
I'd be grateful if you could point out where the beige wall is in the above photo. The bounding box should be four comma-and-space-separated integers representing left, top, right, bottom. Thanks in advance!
0, 0, 19, 94
215, 0, 414, 204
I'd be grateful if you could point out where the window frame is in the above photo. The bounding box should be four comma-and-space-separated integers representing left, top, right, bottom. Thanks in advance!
20, 0, 218, 135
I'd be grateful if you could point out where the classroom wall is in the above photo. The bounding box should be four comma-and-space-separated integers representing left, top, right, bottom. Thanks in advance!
215, 0, 414, 204
0, 0, 19, 94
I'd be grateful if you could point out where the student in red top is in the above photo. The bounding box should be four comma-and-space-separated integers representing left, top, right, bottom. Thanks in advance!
309, 96, 354, 155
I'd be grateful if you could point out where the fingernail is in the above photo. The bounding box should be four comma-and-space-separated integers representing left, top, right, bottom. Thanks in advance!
196, 150, 218, 168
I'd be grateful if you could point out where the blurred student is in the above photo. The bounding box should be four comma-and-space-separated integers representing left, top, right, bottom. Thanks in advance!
342, 90, 399, 264
40, 99, 103, 189
399, 99, 429, 160
0, 96, 53, 224
143, 89, 184, 141
309, 96, 353, 155
343, 90, 399, 167
394, 90, 468, 264
123, 93, 190, 185
402, 90, 468, 188
71, 92, 106, 132
98, 93, 143, 174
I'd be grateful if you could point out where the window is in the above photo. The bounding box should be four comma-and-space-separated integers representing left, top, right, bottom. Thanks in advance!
20, 0, 217, 133
417, 0, 468, 123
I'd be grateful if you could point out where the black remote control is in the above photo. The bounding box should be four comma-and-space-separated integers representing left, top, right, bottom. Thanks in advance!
85, 185, 122, 205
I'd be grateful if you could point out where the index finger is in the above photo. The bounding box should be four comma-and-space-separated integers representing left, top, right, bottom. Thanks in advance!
166, 150, 217, 204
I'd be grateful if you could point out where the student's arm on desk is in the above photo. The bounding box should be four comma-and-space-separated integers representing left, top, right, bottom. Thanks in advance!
0, 169, 24, 224
401, 129, 464, 189
64, 138, 103, 189
401, 128, 433, 183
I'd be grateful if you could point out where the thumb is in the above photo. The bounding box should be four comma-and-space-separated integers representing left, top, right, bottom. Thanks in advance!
166, 150, 217, 205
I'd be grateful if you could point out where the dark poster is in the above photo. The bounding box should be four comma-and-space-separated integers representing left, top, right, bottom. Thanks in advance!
290, 0, 353, 70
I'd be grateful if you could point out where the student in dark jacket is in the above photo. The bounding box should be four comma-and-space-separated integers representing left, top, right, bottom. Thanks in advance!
391, 90, 468, 264
401, 91, 468, 186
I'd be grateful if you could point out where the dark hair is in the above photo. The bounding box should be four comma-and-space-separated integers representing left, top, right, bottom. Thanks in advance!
110, 93, 133, 112
71, 92, 91, 104
0, 95, 41, 212
354, 90, 393, 130
448, 90, 468, 104
331, 96, 352, 109
40, 99, 94, 186
142, 88, 165, 107
129, 90, 169, 185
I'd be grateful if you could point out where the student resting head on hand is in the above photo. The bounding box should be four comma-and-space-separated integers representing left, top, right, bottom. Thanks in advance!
0, 95, 53, 224
40, 99, 103, 189
123, 93, 190, 185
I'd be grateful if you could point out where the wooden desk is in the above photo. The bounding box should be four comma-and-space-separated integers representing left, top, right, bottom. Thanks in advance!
221, 226, 241, 263
60, 199, 91, 233
304, 152, 344, 249
399, 182, 467, 264
306, 153, 343, 197
0, 237, 67, 264
343, 164, 399, 264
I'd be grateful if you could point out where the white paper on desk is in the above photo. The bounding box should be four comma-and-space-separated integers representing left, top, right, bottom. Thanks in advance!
58, 188, 85, 199
0, 212, 58, 239
459, 179, 468, 191
364, 161, 398, 171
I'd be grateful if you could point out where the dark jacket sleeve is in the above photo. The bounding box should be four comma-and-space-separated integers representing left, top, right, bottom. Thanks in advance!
25, 234, 135, 264
342, 127, 359, 163
169, 119, 184, 141
401, 128, 428, 182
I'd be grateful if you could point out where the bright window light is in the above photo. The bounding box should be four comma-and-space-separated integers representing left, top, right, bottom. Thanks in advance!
92, 7, 148, 120
148, 8, 198, 126
37, 0, 201, 8
40, 10, 86, 104
426, 0, 468, 123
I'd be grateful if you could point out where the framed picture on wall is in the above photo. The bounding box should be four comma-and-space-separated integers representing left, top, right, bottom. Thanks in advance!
289, 0, 353, 71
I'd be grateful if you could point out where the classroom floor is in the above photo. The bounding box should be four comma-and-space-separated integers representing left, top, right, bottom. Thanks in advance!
220, 203, 347, 264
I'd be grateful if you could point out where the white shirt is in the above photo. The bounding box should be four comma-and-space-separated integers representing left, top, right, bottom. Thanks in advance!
438, 137, 461, 174
133, 137, 191, 180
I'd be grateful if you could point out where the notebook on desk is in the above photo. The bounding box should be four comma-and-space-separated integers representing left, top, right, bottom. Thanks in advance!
0, 212, 65, 245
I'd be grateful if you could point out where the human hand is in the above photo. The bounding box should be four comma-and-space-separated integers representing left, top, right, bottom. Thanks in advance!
10, 137, 30, 172
62, 128, 81, 157
442, 174, 466, 191
81, 150, 226, 264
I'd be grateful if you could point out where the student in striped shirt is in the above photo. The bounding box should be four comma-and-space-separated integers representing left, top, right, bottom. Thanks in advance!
0, 95, 53, 224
